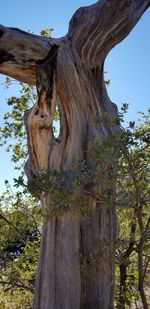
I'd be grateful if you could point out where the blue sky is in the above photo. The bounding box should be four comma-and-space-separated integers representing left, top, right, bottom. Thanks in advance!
0, 0, 150, 191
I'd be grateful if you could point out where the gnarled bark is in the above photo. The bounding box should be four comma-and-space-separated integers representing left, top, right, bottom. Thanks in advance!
0, 0, 149, 85
0, 25, 52, 84
0, 1, 149, 308
25, 40, 118, 309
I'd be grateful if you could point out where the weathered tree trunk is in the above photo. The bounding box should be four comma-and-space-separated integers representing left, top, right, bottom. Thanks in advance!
24, 42, 118, 309
0, 1, 149, 308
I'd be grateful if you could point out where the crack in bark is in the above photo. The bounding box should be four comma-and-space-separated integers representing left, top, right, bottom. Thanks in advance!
0, 49, 15, 63
0, 30, 4, 37
36, 44, 59, 66
79, 223, 84, 309
54, 217, 57, 307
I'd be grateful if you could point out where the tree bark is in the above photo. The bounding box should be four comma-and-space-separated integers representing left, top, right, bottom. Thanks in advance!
25, 42, 118, 309
138, 242, 149, 309
0, 1, 150, 308
118, 222, 136, 309
137, 218, 150, 309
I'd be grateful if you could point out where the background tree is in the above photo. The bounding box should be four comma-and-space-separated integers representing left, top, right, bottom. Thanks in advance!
0, 1, 150, 308
115, 107, 150, 309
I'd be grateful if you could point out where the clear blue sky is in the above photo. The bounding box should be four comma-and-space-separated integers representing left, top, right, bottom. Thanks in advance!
0, 0, 150, 191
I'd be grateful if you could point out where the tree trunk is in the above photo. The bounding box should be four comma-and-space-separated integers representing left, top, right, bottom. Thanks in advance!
118, 263, 127, 309
118, 222, 136, 309
24, 43, 118, 309
138, 238, 149, 309
0, 1, 149, 308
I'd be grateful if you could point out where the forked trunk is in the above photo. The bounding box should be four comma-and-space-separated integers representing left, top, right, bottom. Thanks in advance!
0, 1, 149, 308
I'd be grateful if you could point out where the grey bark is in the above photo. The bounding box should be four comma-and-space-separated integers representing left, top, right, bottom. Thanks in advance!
0, 1, 149, 308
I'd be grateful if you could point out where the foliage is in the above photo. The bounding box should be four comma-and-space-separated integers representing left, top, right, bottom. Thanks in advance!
40, 28, 53, 37
0, 81, 36, 169
0, 183, 41, 308
115, 107, 150, 308
0, 78, 40, 308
